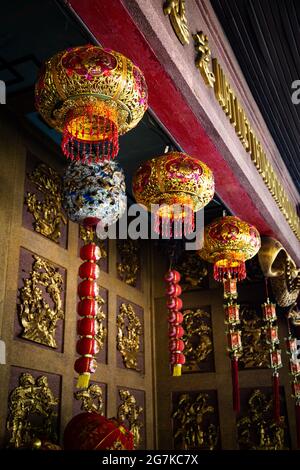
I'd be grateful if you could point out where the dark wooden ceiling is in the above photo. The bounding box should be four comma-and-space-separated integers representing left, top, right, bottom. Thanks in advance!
211, 0, 300, 194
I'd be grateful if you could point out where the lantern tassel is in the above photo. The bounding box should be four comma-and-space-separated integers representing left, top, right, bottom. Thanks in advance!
273, 372, 280, 424
231, 356, 240, 413
296, 403, 300, 449
76, 372, 90, 389
173, 364, 182, 377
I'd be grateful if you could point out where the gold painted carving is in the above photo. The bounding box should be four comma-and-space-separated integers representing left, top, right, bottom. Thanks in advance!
258, 237, 300, 308
117, 239, 140, 287
25, 163, 67, 242
118, 389, 143, 449
172, 393, 219, 450
74, 383, 104, 414
7, 373, 58, 448
237, 389, 288, 450
182, 308, 213, 371
239, 305, 269, 369
79, 225, 107, 260
175, 252, 208, 291
18, 255, 64, 348
193, 32, 215, 87
164, 0, 190, 45
117, 303, 142, 370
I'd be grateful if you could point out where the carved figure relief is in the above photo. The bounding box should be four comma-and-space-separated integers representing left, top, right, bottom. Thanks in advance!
117, 389, 143, 449
18, 254, 64, 348
117, 239, 140, 287
74, 383, 104, 415
172, 392, 219, 450
237, 389, 288, 450
117, 303, 142, 371
25, 163, 67, 243
182, 308, 213, 371
7, 373, 58, 448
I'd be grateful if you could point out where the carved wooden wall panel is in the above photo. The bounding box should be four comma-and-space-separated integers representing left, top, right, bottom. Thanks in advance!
237, 387, 290, 450
116, 297, 144, 373
23, 153, 68, 248
0, 111, 154, 449
15, 248, 66, 352
172, 390, 220, 450
116, 239, 141, 288
6, 365, 61, 448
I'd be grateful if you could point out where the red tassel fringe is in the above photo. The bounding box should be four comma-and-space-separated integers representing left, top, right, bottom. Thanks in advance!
231, 356, 240, 413
214, 261, 246, 282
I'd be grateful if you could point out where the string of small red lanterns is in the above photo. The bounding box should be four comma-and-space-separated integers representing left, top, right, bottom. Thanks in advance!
75, 218, 101, 388
165, 269, 185, 376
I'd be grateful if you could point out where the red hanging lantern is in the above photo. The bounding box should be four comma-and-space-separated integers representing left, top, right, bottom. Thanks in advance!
35, 45, 148, 162
199, 215, 261, 413
165, 269, 185, 376
132, 151, 214, 237
64, 413, 134, 450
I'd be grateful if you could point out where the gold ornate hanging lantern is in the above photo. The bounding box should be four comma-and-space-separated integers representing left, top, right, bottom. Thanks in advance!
35, 45, 148, 162
132, 151, 214, 236
199, 215, 261, 282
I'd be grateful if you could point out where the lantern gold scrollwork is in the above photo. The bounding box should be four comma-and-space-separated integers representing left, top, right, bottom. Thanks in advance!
132, 151, 214, 237
35, 45, 148, 162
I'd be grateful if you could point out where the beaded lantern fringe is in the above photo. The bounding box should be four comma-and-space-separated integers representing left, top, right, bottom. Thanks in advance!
62, 106, 119, 163
214, 261, 246, 282
154, 205, 195, 238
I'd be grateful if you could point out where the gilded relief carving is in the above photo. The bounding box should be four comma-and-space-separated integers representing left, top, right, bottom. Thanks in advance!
182, 308, 213, 371
193, 32, 215, 87
239, 305, 269, 369
25, 163, 67, 242
164, 0, 190, 45
172, 393, 219, 450
117, 239, 140, 287
175, 253, 208, 291
74, 384, 104, 414
79, 224, 107, 260
117, 389, 143, 449
94, 293, 107, 351
117, 303, 142, 371
18, 255, 64, 348
237, 389, 288, 450
7, 373, 58, 448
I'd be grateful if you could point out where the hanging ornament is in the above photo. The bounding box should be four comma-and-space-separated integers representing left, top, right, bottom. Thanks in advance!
132, 151, 214, 237
64, 413, 134, 450
199, 215, 261, 282
35, 45, 148, 162
198, 215, 261, 413
165, 269, 185, 376
285, 306, 300, 447
261, 292, 282, 424
75, 222, 101, 389
63, 158, 126, 225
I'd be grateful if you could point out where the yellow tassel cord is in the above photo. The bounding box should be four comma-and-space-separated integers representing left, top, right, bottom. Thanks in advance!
76, 373, 90, 389
173, 364, 182, 377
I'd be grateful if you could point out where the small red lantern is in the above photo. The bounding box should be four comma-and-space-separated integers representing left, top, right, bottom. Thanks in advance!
80, 243, 101, 261
168, 311, 183, 324
166, 283, 182, 296
78, 279, 99, 298
74, 356, 97, 375
77, 298, 99, 317
64, 413, 134, 450
79, 262, 100, 280
262, 301, 277, 321
224, 303, 240, 324
77, 318, 98, 337
76, 337, 100, 356
167, 297, 183, 311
